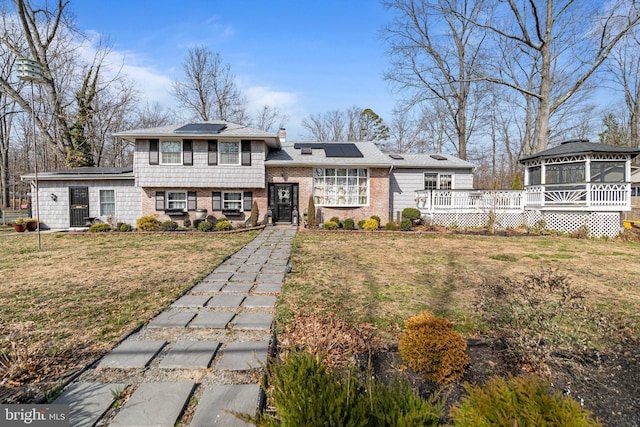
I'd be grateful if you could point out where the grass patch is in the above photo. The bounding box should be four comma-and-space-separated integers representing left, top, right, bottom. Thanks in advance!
280, 232, 640, 344
0, 231, 256, 387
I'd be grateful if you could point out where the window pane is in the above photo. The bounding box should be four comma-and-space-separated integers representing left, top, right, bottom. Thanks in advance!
313, 168, 368, 206
591, 162, 625, 183
167, 192, 187, 209
219, 142, 240, 164
424, 173, 437, 190
529, 166, 541, 185
100, 190, 115, 216
440, 174, 452, 189
161, 141, 181, 164
223, 192, 242, 210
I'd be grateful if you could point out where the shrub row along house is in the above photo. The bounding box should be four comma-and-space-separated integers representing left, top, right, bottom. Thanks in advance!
22, 122, 639, 237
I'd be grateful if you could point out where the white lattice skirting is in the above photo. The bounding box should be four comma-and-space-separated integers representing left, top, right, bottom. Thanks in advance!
430, 210, 622, 238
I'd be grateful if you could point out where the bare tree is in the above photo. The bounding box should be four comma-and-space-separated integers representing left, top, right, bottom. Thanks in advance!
476, 0, 640, 153
302, 107, 390, 142
250, 105, 288, 132
301, 109, 346, 141
606, 27, 640, 147
383, 0, 488, 160
172, 46, 247, 123
134, 101, 174, 129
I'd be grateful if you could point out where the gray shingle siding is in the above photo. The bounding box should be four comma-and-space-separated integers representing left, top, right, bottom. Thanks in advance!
135, 139, 266, 188
390, 168, 474, 220
34, 180, 140, 229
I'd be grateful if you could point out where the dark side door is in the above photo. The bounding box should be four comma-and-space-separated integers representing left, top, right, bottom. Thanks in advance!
69, 186, 89, 227
269, 183, 298, 223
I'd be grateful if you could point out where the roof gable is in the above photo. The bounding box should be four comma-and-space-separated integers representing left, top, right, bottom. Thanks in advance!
520, 140, 640, 163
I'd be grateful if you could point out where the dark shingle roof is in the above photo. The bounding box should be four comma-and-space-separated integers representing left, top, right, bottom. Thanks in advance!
520, 140, 640, 163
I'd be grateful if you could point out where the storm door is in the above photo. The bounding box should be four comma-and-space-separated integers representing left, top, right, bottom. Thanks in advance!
69, 186, 89, 227
269, 183, 298, 223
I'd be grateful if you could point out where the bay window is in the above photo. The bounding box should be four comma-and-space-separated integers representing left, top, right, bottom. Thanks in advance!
313, 168, 368, 206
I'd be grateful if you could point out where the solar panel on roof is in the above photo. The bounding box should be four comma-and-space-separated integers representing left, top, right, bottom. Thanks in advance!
324, 143, 364, 158
174, 123, 227, 134
430, 154, 447, 160
389, 154, 404, 160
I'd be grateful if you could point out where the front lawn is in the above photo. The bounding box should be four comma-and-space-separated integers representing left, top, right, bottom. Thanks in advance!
0, 231, 256, 401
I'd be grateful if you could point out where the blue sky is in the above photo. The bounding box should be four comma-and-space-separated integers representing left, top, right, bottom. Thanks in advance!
70, 1, 398, 139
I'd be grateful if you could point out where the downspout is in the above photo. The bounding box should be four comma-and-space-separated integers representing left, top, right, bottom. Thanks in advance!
388, 164, 394, 223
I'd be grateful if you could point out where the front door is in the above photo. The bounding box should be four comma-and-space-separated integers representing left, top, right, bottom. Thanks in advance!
69, 187, 89, 227
269, 183, 298, 223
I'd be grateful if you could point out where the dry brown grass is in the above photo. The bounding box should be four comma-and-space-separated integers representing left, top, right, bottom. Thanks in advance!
0, 231, 256, 390
278, 231, 640, 343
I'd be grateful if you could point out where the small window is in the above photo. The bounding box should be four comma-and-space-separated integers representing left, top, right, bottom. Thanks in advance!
219, 142, 240, 165
223, 192, 242, 210
167, 191, 187, 210
424, 173, 452, 190
161, 141, 182, 164
100, 190, 115, 216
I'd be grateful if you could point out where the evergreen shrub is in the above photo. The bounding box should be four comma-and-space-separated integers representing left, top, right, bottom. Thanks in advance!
323, 221, 338, 230
198, 221, 214, 232
399, 311, 469, 384
118, 223, 132, 232
159, 220, 178, 231
343, 218, 355, 230
449, 375, 601, 427
401, 207, 421, 221
400, 218, 412, 231
136, 215, 161, 231
215, 219, 233, 231
89, 223, 111, 233
385, 221, 398, 231
363, 218, 379, 231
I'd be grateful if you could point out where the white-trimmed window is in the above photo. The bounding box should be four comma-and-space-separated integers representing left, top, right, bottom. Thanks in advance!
313, 168, 368, 206
590, 161, 625, 183
424, 173, 453, 190
167, 191, 187, 210
161, 141, 182, 164
219, 141, 240, 165
223, 192, 242, 210
100, 189, 115, 216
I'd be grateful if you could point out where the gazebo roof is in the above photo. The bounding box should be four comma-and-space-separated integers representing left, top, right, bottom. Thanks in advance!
519, 140, 640, 163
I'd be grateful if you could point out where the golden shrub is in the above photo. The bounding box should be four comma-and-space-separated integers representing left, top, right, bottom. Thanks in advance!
399, 311, 469, 384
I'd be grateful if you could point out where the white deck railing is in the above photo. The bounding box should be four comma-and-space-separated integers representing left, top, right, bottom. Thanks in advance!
416, 184, 631, 213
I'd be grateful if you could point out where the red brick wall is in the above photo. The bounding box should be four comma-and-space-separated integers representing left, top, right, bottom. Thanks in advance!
266, 166, 390, 223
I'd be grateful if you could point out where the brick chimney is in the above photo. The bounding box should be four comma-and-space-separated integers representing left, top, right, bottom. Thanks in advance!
278, 127, 286, 143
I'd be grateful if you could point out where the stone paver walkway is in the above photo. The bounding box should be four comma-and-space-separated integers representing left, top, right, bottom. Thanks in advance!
55, 227, 296, 426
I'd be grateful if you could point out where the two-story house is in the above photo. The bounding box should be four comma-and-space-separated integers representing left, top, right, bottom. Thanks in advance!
22, 121, 476, 229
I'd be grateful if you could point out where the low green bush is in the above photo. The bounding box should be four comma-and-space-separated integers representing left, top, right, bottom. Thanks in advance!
449, 375, 601, 427
198, 221, 213, 232
357, 219, 366, 229
89, 223, 111, 233
385, 221, 398, 231
399, 218, 412, 231
323, 221, 339, 230
329, 216, 341, 226
401, 207, 421, 221
118, 223, 132, 232
370, 215, 381, 225
343, 218, 355, 230
240, 351, 443, 427
159, 220, 178, 231
136, 215, 161, 231
215, 219, 233, 231
183, 219, 191, 228
198, 221, 214, 232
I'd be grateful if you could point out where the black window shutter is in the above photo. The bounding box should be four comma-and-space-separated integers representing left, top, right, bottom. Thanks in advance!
212, 192, 222, 211
183, 140, 193, 165
208, 140, 218, 165
187, 191, 197, 211
241, 140, 251, 166
149, 139, 159, 165
243, 191, 253, 211
155, 191, 165, 210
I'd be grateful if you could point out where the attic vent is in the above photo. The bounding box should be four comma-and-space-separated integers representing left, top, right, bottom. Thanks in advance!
560, 139, 590, 145
430, 154, 447, 160
301, 147, 312, 155
389, 154, 404, 160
